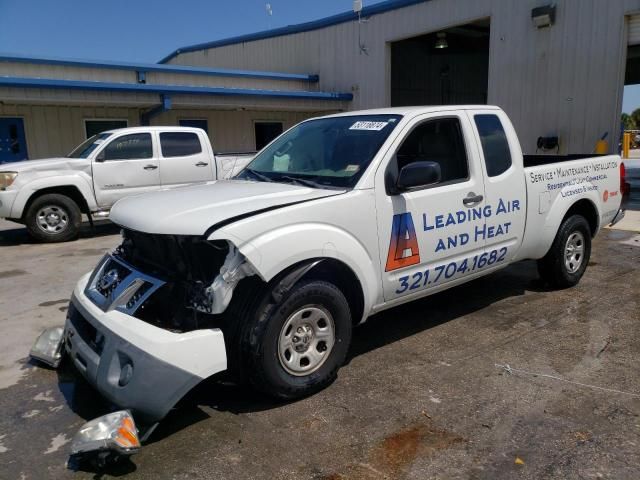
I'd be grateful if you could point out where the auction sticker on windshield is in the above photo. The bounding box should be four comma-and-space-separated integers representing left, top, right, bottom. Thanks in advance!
350, 121, 389, 131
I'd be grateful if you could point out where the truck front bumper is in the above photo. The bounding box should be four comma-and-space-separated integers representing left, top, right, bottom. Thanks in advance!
64, 274, 228, 424
0, 189, 18, 219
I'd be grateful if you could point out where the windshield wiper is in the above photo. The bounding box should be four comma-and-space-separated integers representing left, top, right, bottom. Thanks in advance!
279, 175, 326, 189
243, 168, 273, 182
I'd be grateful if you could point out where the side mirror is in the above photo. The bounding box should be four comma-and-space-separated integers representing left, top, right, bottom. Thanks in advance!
395, 161, 441, 192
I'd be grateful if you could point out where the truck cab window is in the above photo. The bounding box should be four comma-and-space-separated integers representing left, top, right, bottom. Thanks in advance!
101, 133, 152, 161
395, 118, 469, 185
474, 114, 512, 177
160, 132, 202, 157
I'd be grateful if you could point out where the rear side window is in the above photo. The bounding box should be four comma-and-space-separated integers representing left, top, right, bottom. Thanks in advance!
474, 114, 512, 177
160, 132, 202, 157
102, 133, 152, 160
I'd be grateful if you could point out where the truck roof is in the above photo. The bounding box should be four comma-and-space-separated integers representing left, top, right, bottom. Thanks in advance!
102, 126, 206, 135
322, 105, 502, 119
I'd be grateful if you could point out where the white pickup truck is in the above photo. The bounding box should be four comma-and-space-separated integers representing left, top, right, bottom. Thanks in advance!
0, 126, 253, 242
48, 106, 629, 447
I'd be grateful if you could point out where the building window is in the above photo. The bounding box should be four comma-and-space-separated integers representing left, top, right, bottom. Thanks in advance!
474, 114, 512, 177
85, 119, 128, 138
179, 119, 208, 133
100, 133, 152, 161
255, 121, 283, 150
160, 132, 202, 157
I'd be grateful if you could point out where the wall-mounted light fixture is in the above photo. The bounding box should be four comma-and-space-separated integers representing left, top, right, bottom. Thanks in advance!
435, 32, 448, 49
531, 5, 556, 29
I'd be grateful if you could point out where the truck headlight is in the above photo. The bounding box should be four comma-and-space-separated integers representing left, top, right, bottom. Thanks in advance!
71, 410, 141, 457
0, 172, 18, 190
29, 326, 65, 368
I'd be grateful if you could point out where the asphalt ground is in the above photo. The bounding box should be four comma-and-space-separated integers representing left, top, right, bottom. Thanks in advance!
0, 219, 638, 480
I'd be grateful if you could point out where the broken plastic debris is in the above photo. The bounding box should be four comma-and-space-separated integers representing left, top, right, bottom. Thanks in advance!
515, 456, 525, 465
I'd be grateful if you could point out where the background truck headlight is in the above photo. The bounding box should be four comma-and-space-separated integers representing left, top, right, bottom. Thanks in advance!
0, 172, 18, 190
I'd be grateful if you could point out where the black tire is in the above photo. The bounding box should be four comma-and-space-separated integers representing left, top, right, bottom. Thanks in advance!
236, 279, 352, 400
537, 214, 591, 289
24, 194, 81, 243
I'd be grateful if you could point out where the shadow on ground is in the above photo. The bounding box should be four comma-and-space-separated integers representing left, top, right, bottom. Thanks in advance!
0, 220, 119, 246
134, 260, 550, 444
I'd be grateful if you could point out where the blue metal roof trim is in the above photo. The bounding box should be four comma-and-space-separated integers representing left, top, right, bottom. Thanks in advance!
159, 0, 430, 63
0, 53, 319, 82
0, 76, 352, 101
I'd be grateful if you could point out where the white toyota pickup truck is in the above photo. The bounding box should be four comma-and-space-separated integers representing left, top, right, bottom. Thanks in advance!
37, 106, 630, 455
0, 126, 253, 242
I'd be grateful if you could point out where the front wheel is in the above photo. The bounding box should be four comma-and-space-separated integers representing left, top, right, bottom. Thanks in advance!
241, 279, 352, 399
537, 214, 591, 288
24, 194, 81, 243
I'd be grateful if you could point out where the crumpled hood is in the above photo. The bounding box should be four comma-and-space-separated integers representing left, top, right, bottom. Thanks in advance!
0, 157, 89, 173
110, 180, 345, 235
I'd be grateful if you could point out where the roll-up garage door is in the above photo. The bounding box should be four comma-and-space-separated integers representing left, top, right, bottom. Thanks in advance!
630, 14, 640, 45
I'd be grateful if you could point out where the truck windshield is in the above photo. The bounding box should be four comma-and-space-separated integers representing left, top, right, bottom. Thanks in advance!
67, 133, 112, 159
238, 114, 402, 188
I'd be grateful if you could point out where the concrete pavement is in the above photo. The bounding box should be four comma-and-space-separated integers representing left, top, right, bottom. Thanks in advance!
0, 219, 638, 479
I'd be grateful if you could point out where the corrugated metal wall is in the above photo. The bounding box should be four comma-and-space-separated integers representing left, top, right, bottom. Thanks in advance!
169, 0, 640, 154
0, 104, 140, 159
0, 104, 321, 158
149, 109, 324, 151
0, 61, 320, 93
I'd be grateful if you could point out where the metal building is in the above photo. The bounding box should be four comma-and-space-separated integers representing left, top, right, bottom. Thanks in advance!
2, 0, 640, 161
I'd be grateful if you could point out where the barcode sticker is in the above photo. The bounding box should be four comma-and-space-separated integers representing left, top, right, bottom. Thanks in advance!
349, 121, 388, 131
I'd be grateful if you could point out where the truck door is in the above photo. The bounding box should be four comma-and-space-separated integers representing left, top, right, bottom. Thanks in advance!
158, 131, 214, 186
467, 110, 526, 264
374, 113, 488, 302
92, 132, 160, 208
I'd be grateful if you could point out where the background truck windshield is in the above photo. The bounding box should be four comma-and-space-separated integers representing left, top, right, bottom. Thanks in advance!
67, 133, 112, 159
239, 114, 402, 188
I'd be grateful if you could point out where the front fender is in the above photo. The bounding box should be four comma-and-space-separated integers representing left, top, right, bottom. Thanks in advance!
211, 223, 380, 322
11, 173, 96, 218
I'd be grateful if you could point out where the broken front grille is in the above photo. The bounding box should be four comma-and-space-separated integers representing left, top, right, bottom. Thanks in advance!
94, 256, 131, 299
85, 230, 231, 332
84, 254, 165, 316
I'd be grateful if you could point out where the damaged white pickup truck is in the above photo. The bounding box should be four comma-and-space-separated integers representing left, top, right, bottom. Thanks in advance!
31, 106, 629, 460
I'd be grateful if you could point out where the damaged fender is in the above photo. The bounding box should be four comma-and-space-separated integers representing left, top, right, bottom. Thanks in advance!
199, 243, 256, 314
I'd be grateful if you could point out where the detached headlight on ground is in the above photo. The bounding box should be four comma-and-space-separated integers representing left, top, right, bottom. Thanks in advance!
0, 172, 18, 190
71, 410, 141, 457
29, 326, 64, 368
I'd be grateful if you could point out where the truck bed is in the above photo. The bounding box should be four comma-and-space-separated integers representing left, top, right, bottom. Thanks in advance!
523, 154, 605, 168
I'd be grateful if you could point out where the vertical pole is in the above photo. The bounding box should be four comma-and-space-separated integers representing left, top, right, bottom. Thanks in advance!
623, 132, 631, 159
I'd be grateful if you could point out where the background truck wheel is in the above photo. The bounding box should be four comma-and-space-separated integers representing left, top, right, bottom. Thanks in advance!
239, 279, 352, 400
537, 214, 591, 289
25, 194, 81, 243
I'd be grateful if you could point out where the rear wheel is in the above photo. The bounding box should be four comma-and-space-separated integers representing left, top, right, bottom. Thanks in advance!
25, 194, 81, 243
237, 279, 352, 399
537, 214, 591, 288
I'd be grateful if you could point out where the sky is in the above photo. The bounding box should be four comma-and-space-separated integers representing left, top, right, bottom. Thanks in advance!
623, 85, 640, 114
0, 0, 375, 63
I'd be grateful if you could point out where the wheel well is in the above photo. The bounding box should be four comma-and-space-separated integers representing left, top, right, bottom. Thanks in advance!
563, 199, 598, 236
22, 186, 90, 220
297, 259, 365, 326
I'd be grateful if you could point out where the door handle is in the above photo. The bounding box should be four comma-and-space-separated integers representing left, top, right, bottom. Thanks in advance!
195, 161, 209, 167
143, 164, 158, 170
463, 192, 484, 206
